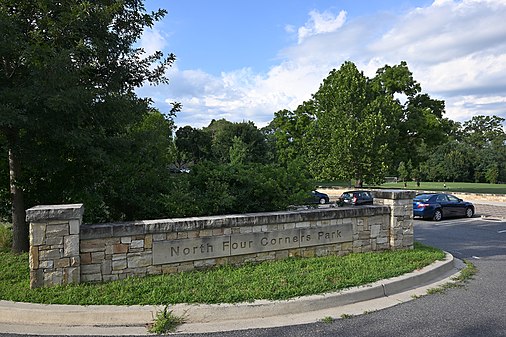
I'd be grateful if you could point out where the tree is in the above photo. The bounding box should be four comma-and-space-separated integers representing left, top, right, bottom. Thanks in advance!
398, 161, 408, 182
307, 62, 390, 186
371, 62, 449, 171
174, 125, 212, 164
266, 106, 315, 166
0, 1, 174, 252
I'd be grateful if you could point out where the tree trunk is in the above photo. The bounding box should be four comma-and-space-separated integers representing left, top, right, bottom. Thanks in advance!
8, 133, 28, 253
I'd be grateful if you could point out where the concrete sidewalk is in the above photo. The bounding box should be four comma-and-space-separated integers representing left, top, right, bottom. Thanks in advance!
0, 253, 464, 336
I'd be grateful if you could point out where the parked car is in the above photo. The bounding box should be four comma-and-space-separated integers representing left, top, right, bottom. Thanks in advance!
338, 190, 373, 206
413, 193, 474, 221
310, 190, 330, 204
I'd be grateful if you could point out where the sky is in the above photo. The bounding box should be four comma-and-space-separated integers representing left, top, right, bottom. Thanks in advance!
137, 0, 506, 129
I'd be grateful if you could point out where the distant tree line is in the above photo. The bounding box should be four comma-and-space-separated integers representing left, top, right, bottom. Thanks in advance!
1, 1, 505, 253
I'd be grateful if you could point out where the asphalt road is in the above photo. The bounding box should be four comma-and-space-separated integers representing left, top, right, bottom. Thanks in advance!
175, 217, 506, 337
1, 216, 504, 337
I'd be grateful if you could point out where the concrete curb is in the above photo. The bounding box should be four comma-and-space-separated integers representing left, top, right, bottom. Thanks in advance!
0, 252, 460, 333
171, 252, 457, 323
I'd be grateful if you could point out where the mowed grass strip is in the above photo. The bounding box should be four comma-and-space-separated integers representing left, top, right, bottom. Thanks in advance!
0, 242, 445, 306
378, 181, 506, 194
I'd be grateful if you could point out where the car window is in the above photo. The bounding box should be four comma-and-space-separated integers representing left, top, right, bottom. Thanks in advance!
414, 194, 431, 202
447, 195, 459, 202
435, 194, 448, 202
360, 192, 371, 199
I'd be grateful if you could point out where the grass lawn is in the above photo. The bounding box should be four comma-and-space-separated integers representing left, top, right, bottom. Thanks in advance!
0, 242, 445, 306
376, 181, 506, 194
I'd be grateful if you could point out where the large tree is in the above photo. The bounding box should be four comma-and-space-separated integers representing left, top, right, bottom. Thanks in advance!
0, 1, 174, 252
271, 61, 450, 185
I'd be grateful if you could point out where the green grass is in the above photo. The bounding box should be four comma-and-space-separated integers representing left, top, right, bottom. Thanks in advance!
377, 181, 506, 194
0, 242, 445, 305
318, 180, 506, 194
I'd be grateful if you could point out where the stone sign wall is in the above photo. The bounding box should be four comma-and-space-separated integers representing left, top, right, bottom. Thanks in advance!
26, 190, 415, 288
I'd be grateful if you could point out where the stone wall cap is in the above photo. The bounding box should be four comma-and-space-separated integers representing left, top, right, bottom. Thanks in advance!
26, 204, 84, 222
373, 189, 417, 200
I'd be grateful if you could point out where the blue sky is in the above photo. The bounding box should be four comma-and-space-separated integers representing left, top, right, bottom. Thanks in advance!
138, 0, 506, 129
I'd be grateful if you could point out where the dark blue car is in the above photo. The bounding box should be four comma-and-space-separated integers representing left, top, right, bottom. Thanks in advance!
310, 190, 330, 204
413, 193, 474, 221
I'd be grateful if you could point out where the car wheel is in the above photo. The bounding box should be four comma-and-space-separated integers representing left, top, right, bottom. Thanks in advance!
433, 209, 443, 221
465, 207, 474, 218
319, 197, 327, 204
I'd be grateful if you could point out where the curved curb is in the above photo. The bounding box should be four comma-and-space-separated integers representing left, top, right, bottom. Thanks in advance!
171, 252, 457, 323
0, 252, 458, 329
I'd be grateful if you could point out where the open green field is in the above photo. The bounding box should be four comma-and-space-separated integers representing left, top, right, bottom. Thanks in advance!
318, 180, 506, 194
376, 181, 506, 194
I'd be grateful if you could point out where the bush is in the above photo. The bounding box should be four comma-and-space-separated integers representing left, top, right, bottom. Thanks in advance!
160, 161, 313, 218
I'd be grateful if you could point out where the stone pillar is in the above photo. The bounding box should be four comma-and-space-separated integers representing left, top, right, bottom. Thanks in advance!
373, 190, 416, 250
26, 204, 84, 288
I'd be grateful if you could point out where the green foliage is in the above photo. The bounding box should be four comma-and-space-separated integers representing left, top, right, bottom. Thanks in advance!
485, 164, 499, 184
148, 307, 185, 334
0, 1, 176, 248
161, 161, 312, 217
0, 223, 12, 252
0, 243, 444, 305
421, 115, 506, 184
270, 61, 448, 185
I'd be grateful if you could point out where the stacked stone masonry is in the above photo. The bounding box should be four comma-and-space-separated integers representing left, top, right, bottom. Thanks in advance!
26, 190, 416, 288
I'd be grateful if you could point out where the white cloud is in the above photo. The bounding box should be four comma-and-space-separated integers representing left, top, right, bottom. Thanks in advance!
297, 10, 347, 44
139, 28, 167, 55
146, 0, 506, 129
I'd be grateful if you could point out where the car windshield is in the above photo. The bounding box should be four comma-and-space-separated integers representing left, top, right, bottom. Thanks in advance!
414, 194, 432, 202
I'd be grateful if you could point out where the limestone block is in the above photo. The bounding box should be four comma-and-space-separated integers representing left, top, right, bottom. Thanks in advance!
81, 264, 101, 275
112, 258, 127, 271
44, 271, 63, 286
113, 243, 129, 254
39, 260, 54, 269
130, 239, 144, 249
370, 225, 381, 238
64, 234, 80, 257
29, 246, 39, 270
30, 223, 47, 246
147, 265, 162, 275
80, 252, 92, 264
80, 239, 107, 253
145, 234, 153, 249
45, 236, 63, 246
239, 226, 253, 234
102, 259, 112, 275
81, 273, 102, 283
69, 219, 80, 235
127, 252, 152, 269
152, 233, 166, 241
194, 259, 215, 268
120, 236, 132, 244
46, 224, 69, 239
40, 248, 62, 260
30, 270, 44, 289
55, 258, 70, 268
70, 256, 80, 267
91, 251, 105, 264
103, 274, 119, 282
295, 221, 311, 228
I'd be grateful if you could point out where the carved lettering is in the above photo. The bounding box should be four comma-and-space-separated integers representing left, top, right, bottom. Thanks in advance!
153, 224, 352, 264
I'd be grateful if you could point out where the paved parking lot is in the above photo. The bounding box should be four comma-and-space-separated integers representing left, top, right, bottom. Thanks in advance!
473, 202, 506, 219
